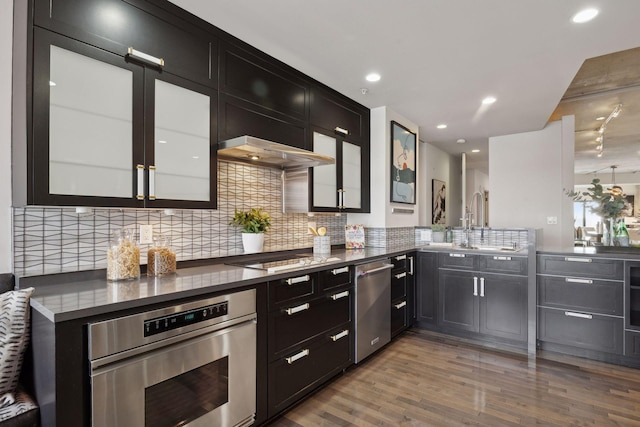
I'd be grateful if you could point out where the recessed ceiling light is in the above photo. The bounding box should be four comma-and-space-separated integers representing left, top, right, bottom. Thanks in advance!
437, 124, 447, 129
365, 73, 381, 82
456, 139, 466, 144
49, 81, 56, 86
572, 8, 598, 23
471, 149, 480, 153
158, 140, 167, 144
596, 116, 606, 121
192, 156, 199, 159
482, 96, 497, 105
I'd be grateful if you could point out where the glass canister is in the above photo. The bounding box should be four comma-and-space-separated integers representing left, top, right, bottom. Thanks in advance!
147, 236, 177, 277
107, 228, 140, 281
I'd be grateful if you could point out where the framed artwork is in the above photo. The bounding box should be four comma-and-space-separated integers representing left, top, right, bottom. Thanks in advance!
390, 121, 417, 204
432, 179, 446, 224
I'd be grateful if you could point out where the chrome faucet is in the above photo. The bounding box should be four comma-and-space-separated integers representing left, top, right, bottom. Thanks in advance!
461, 191, 485, 247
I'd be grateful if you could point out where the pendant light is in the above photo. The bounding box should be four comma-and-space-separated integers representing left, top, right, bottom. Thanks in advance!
608, 165, 623, 196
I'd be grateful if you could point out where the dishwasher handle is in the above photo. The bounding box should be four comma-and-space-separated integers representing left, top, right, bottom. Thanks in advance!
357, 263, 394, 278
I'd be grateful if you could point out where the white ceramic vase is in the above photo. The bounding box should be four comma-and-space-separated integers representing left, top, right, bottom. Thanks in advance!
242, 232, 265, 253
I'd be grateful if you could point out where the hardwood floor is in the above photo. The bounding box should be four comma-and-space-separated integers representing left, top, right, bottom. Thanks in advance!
272, 329, 640, 426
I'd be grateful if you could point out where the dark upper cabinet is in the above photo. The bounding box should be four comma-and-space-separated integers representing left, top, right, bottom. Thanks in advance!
220, 42, 308, 121
218, 93, 308, 150
30, 28, 218, 208
310, 87, 368, 142
33, 0, 217, 88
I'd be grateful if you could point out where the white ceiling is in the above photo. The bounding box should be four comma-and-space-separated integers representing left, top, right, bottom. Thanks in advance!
170, 0, 640, 174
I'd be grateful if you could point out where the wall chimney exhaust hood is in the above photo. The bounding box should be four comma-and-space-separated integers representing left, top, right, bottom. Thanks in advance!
218, 135, 334, 170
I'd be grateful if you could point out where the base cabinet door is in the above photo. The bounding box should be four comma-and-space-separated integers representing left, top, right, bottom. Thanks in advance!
439, 270, 478, 333
479, 273, 527, 342
416, 252, 437, 325
626, 331, 640, 357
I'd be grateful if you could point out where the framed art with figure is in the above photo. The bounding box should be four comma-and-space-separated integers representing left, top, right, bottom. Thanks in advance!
432, 179, 446, 224
390, 121, 416, 204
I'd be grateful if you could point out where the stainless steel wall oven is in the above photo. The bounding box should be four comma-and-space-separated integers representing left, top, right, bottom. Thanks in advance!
88, 289, 256, 427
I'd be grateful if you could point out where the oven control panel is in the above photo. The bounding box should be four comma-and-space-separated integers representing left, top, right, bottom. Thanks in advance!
144, 302, 228, 337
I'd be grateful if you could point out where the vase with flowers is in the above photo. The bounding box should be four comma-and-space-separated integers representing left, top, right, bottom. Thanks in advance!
566, 178, 629, 246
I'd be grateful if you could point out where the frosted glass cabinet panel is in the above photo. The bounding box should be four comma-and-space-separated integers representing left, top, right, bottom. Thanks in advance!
49, 45, 133, 198
153, 80, 210, 202
313, 132, 338, 207
342, 141, 361, 209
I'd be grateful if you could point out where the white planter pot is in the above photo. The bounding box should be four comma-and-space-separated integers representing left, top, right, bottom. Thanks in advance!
242, 233, 265, 253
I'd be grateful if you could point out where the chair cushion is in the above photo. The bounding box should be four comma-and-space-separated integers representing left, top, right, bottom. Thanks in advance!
0, 386, 38, 424
0, 288, 34, 405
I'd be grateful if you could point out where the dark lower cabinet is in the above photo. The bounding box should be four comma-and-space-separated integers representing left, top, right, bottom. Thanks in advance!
416, 252, 437, 326
439, 270, 478, 333
390, 253, 415, 338
626, 331, 640, 357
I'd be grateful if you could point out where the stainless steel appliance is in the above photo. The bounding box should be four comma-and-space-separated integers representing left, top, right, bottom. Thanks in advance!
354, 259, 393, 363
89, 289, 256, 427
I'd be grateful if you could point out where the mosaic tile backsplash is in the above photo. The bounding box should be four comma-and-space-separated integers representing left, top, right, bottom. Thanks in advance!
13, 162, 347, 276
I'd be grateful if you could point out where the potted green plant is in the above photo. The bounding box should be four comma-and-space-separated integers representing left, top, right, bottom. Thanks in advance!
566, 178, 628, 245
229, 208, 272, 253
431, 224, 446, 243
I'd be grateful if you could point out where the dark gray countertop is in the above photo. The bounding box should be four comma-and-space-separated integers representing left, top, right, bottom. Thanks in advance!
25, 246, 416, 323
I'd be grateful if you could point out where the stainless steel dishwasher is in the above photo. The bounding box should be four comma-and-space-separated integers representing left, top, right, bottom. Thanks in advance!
354, 258, 393, 363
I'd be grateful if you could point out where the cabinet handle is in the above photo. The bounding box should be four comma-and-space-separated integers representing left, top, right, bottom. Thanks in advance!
395, 272, 407, 279
148, 165, 156, 200
409, 256, 414, 275
450, 253, 466, 258
473, 277, 478, 296
330, 290, 349, 300
331, 330, 349, 341
564, 311, 593, 319
285, 303, 310, 315
338, 189, 345, 209
127, 47, 165, 67
480, 277, 485, 297
286, 349, 309, 364
394, 300, 407, 309
136, 164, 145, 200
395, 255, 407, 261
331, 266, 349, 275
493, 256, 511, 261
564, 257, 592, 263
334, 126, 349, 135
286, 275, 310, 285
565, 277, 593, 284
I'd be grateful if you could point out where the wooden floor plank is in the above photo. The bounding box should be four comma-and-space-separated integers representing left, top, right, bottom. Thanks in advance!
271, 329, 640, 426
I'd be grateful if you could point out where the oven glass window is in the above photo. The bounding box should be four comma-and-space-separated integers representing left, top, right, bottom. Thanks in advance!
145, 357, 229, 426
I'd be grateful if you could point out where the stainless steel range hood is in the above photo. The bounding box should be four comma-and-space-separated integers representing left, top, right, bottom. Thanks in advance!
218, 135, 334, 170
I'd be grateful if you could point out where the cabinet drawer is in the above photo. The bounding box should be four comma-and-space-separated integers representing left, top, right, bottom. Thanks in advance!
479, 255, 527, 275
537, 255, 623, 280
625, 330, 640, 357
391, 254, 408, 270
310, 87, 366, 140
269, 293, 351, 355
391, 272, 407, 301
538, 307, 623, 354
537, 275, 623, 315
269, 273, 316, 308
318, 266, 352, 292
439, 252, 475, 270
268, 324, 351, 416
391, 298, 408, 337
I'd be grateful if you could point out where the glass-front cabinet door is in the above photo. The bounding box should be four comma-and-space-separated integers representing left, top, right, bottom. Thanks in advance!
31, 28, 217, 208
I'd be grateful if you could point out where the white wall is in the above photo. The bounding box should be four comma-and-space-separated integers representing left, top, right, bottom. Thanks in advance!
0, 0, 13, 273
349, 106, 420, 228
419, 143, 461, 227
489, 116, 575, 249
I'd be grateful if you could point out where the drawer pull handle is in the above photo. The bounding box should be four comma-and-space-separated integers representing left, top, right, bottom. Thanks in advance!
395, 272, 407, 279
286, 349, 309, 364
286, 275, 310, 285
450, 253, 466, 258
331, 290, 349, 300
564, 257, 592, 263
564, 311, 593, 319
285, 303, 310, 315
331, 330, 349, 341
565, 277, 593, 284
394, 301, 407, 309
331, 266, 349, 275
334, 126, 349, 135
395, 255, 407, 261
480, 277, 485, 297
127, 47, 165, 67
493, 256, 511, 261
473, 276, 478, 296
